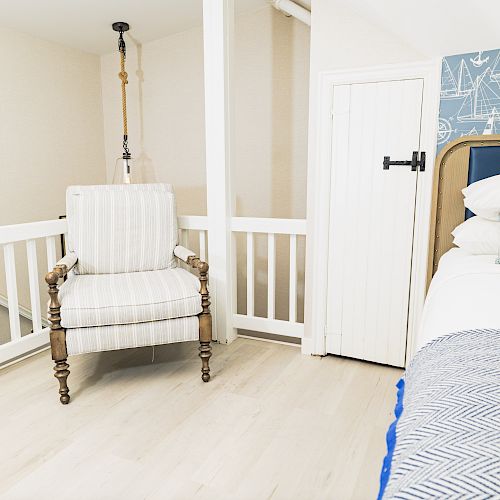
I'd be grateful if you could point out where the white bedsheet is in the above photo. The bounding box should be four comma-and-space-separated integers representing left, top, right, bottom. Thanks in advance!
417, 248, 500, 351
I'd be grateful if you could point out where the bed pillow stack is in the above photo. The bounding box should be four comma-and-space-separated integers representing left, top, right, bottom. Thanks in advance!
452, 174, 500, 255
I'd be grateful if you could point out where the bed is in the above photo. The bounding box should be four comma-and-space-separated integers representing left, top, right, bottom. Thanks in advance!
378, 135, 500, 499
418, 248, 500, 350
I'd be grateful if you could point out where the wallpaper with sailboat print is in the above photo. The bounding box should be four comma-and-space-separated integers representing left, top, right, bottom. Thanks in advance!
437, 49, 500, 153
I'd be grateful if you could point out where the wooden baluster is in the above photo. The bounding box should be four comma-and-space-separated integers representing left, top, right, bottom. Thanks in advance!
3, 244, 21, 341
26, 240, 42, 333
267, 233, 275, 319
199, 231, 206, 262
246, 232, 254, 316
46, 236, 57, 272
289, 234, 297, 323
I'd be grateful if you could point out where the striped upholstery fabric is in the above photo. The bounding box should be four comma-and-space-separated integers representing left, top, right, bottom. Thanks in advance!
58, 268, 202, 329
66, 316, 199, 356
66, 184, 178, 275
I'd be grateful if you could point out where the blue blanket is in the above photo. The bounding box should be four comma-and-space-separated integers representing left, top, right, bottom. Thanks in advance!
378, 329, 500, 499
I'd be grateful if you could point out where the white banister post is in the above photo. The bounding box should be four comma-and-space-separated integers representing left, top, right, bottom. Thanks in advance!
203, 0, 236, 344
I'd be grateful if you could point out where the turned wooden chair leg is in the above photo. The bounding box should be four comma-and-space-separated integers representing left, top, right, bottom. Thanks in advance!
46, 270, 71, 405
197, 261, 212, 382
54, 359, 70, 405
199, 340, 212, 383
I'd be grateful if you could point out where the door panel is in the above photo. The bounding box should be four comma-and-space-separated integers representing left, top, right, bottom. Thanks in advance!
326, 78, 424, 367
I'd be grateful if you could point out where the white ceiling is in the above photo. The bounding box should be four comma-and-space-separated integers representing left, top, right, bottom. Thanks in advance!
337, 0, 500, 57
0, 0, 269, 55
0, 0, 498, 57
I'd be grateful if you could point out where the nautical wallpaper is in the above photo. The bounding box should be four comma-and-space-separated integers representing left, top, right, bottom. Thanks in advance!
437, 49, 500, 153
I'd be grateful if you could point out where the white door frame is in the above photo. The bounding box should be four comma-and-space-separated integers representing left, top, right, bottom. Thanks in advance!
303, 60, 441, 364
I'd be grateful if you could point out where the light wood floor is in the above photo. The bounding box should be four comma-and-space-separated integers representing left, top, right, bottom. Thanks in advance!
0, 338, 402, 500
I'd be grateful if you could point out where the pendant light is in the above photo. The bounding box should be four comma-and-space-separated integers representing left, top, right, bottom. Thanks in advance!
111, 22, 142, 184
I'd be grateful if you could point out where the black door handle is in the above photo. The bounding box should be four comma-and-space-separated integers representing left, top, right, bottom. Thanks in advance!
383, 151, 426, 172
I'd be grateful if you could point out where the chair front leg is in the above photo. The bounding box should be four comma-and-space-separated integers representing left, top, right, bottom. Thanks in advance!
196, 261, 212, 382
46, 270, 70, 404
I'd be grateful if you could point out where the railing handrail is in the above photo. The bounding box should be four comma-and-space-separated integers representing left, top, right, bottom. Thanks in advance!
177, 215, 209, 230
0, 217, 209, 246
0, 216, 307, 245
0, 219, 68, 245
231, 217, 306, 235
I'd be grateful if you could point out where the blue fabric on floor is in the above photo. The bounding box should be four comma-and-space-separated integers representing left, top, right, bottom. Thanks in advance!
377, 377, 405, 500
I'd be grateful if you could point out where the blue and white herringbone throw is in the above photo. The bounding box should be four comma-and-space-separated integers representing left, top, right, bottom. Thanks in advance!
380, 329, 500, 500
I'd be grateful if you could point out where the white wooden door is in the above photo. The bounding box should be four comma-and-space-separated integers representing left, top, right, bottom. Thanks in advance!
325, 79, 424, 367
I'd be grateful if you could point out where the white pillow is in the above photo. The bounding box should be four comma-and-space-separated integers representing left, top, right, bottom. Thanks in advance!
452, 216, 500, 255
462, 174, 500, 221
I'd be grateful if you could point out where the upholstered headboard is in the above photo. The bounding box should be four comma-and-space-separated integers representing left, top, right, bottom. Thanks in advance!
427, 134, 500, 285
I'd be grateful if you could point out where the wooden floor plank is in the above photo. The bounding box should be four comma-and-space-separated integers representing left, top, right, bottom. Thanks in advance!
0, 337, 402, 500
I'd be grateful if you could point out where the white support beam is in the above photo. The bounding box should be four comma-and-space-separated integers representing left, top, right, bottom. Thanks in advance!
203, 0, 236, 344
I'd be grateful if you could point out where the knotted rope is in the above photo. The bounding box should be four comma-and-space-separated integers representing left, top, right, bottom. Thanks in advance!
117, 31, 130, 158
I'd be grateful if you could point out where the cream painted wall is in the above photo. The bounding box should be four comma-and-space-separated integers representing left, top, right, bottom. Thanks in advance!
303, 0, 428, 344
0, 28, 106, 226
0, 2, 436, 341
0, 27, 105, 318
101, 5, 310, 328
101, 5, 309, 219
101, 24, 207, 214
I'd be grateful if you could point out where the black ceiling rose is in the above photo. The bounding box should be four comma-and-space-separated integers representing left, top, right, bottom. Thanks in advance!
112, 22, 130, 32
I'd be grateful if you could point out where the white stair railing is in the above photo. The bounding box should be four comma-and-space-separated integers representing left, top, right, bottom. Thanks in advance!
0, 215, 306, 366
231, 217, 306, 338
0, 219, 67, 365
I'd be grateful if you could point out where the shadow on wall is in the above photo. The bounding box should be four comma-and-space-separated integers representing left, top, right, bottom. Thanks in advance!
125, 33, 207, 214
271, 8, 293, 219
234, 9, 308, 328
128, 33, 157, 184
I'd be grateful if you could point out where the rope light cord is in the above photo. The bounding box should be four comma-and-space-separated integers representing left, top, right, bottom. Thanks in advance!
117, 30, 130, 159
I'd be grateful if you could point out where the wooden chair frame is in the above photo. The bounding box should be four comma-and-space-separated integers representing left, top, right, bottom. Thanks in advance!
45, 254, 212, 405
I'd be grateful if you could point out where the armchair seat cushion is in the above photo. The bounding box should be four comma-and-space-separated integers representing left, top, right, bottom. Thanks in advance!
65, 316, 200, 356
58, 268, 202, 329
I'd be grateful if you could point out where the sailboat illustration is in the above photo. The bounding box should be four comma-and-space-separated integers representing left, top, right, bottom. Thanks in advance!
441, 59, 474, 100
483, 109, 498, 134
491, 52, 500, 81
457, 68, 500, 122
470, 51, 489, 68
461, 127, 478, 137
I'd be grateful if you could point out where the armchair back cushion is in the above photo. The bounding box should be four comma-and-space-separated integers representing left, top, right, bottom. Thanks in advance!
66, 184, 178, 274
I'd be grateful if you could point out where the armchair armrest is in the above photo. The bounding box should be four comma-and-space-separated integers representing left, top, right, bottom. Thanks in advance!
45, 252, 77, 286
174, 245, 209, 282
53, 252, 78, 278
174, 245, 197, 264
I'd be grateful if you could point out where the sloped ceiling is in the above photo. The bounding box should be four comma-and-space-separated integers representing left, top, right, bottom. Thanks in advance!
0, 0, 268, 55
341, 0, 500, 57
0, 0, 497, 57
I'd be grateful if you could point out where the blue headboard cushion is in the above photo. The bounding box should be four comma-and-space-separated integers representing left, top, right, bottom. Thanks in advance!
466, 146, 500, 219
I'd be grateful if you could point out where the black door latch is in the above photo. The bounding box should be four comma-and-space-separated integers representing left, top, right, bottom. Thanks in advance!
383, 151, 426, 172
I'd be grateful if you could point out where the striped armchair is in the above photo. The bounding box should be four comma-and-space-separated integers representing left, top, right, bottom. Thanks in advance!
45, 184, 212, 404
